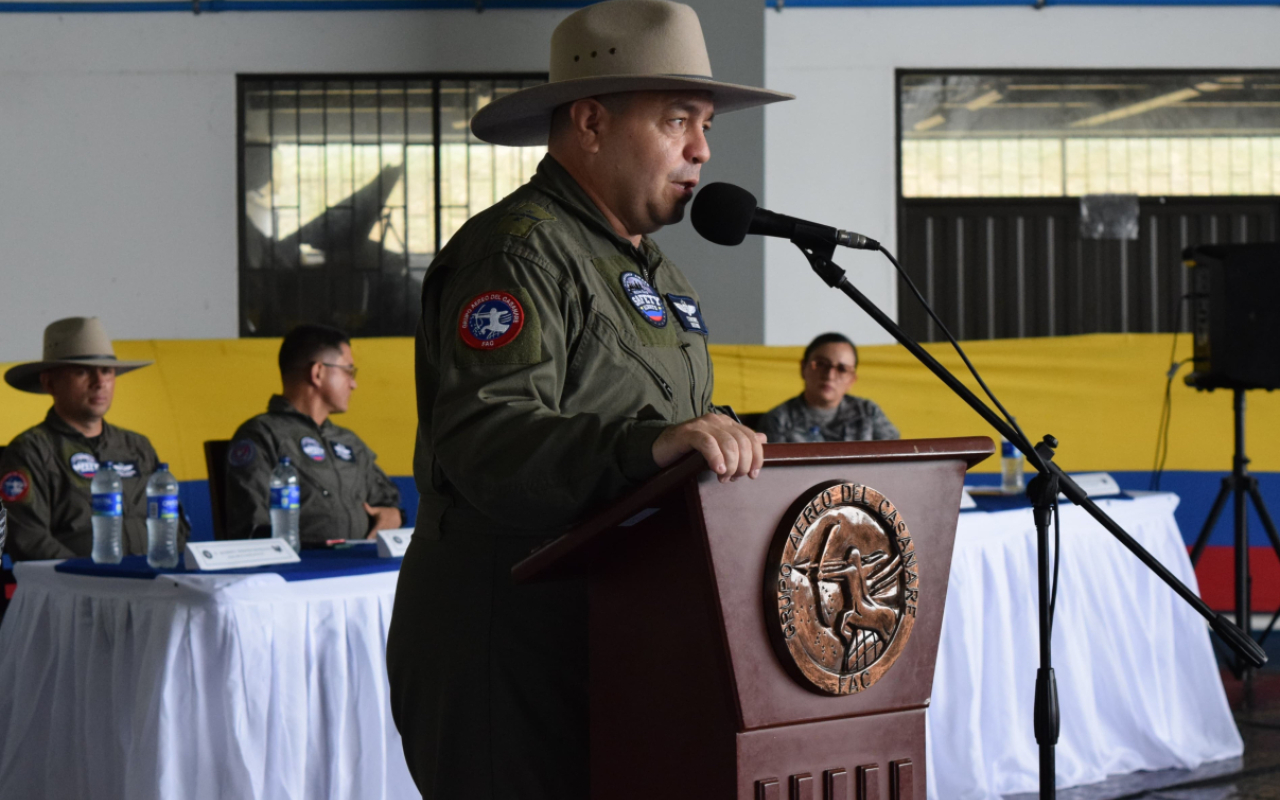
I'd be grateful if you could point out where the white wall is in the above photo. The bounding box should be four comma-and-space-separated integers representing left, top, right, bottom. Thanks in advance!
0, 9, 565, 361
0, 0, 767, 361
763, 6, 1280, 347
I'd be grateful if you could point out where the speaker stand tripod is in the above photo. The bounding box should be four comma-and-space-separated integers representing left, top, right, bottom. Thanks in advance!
1188, 388, 1280, 698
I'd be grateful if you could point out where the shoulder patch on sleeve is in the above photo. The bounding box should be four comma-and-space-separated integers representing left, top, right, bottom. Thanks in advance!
495, 202, 556, 239
1, 469, 31, 504
454, 286, 542, 367
227, 439, 257, 468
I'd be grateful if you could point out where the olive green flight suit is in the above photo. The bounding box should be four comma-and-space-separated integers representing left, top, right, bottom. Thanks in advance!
0, 408, 188, 560
387, 155, 714, 799
223, 395, 401, 543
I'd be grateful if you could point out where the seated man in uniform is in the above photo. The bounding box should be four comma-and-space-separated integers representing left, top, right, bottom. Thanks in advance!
759, 332, 900, 443
223, 324, 401, 543
386, 2, 789, 797
0, 316, 188, 560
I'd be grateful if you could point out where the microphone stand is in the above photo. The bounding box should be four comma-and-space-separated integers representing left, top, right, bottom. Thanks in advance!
788, 233, 1266, 800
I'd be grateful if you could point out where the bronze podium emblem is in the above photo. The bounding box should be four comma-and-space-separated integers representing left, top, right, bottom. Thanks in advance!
767, 483, 919, 696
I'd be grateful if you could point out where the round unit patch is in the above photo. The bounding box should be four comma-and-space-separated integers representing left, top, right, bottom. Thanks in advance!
766, 482, 918, 696
459, 291, 525, 350
332, 442, 355, 462
69, 452, 99, 480
227, 439, 257, 469
619, 272, 666, 327
300, 436, 327, 462
1, 471, 30, 503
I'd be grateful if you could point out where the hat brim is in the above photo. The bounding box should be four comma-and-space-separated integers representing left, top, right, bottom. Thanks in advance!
4, 358, 152, 394
470, 75, 795, 147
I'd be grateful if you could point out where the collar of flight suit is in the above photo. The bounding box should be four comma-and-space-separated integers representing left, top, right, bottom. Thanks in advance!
529, 155, 665, 276
40, 406, 112, 445
266, 394, 335, 435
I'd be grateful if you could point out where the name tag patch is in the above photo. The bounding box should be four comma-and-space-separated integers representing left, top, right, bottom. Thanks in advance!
620, 272, 666, 328
332, 442, 355, 462
460, 291, 525, 350
70, 452, 98, 479
1, 470, 30, 503
300, 436, 327, 462
665, 293, 708, 335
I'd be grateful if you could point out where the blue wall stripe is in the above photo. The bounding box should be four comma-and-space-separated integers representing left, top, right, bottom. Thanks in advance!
179, 470, 1278, 546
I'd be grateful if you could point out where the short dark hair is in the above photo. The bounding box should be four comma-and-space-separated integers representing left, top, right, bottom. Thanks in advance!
279, 324, 350, 381
802, 332, 858, 367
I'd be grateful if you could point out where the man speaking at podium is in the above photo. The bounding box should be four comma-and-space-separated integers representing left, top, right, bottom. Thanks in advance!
387, 2, 791, 797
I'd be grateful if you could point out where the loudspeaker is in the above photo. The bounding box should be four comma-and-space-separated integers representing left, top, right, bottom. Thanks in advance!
1183, 243, 1280, 391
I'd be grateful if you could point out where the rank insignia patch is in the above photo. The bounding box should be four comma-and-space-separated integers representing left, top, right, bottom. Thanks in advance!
300, 436, 327, 462
228, 439, 257, 468
69, 452, 98, 480
496, 202, 556, 239
620, 272, 666, 328
1, 470, 30, 503
332, 442, 355, 462
460, 291, 525, 350
665, 293, 708, 335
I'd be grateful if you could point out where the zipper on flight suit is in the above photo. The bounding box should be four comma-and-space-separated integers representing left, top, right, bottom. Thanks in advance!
679, 342, 699, 416
616, 334, 674, 400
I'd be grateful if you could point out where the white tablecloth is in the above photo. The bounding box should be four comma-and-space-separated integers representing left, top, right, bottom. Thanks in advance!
0, 565, 416, 800
0, 494, 1241, 800
927, 492, 1242, 799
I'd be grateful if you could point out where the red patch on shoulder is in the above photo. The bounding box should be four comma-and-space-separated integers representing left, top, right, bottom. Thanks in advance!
458, 291, 526, 350
1, 470, 31, 504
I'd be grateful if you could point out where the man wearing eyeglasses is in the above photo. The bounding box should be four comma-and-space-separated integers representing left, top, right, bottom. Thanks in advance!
223, 324, 401, 542
759, 332, 900, 444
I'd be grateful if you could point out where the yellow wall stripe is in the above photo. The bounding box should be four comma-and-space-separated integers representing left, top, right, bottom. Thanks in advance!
1, 333, 1275, 480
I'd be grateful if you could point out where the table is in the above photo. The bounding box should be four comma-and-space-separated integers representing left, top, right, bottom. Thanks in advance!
0, 496, 1241, 800
0, 547, 417, 800
928, 492, 1242, 799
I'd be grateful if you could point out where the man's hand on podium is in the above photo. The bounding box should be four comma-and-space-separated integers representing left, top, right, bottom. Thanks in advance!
652, 413, 766, 483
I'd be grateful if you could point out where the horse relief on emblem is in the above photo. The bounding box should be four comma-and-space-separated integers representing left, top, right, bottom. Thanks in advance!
767, 482, 919, 696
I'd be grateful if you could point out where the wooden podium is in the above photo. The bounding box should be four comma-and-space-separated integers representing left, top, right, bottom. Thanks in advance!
513, 438, 993, 800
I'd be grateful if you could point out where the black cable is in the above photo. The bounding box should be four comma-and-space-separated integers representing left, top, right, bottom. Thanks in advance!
1150, 294, 1191, 491
876, 244, 1059, 626
879, 245, 1033, 453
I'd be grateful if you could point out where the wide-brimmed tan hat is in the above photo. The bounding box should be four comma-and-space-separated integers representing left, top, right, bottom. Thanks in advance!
4, 317, 152, 394
470, 0, 794, 146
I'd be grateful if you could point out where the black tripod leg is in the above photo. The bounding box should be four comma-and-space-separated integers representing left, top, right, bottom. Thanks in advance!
1191, 478, 1233, 566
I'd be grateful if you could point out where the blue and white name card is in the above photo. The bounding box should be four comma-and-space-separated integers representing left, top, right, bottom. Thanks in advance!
375, 528, 412, 558
184, 539, 301, 571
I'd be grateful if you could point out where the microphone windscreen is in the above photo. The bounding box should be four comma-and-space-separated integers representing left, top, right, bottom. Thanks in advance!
691, 182, 758, 246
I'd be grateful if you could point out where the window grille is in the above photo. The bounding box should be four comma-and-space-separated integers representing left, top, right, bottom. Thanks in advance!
238, 75, 547, 337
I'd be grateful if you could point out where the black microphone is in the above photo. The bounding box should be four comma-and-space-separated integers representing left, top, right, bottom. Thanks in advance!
691, 182, 880, 251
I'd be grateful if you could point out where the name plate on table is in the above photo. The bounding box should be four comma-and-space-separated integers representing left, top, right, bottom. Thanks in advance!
184, 539, 301, 571
375, 528, 412, 558
1065, 471, 1122, 499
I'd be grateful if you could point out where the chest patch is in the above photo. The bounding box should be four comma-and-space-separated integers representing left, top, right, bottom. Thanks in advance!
620, 272, 667, 328
300, 436, 327, 462
664, 293, 708, 335
111, 461, 140, 479
1, 470, 31, 503
332, 441, 355, 462
69, 452, 99, 480
228, 439, 257, 469
460, 291, 525, 350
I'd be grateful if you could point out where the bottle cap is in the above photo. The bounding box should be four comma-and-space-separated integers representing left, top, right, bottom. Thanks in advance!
158, 463, 169, 471
280, 456, 292, 466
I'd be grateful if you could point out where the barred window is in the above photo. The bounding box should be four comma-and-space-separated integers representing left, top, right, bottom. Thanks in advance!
239, 75, 547, 337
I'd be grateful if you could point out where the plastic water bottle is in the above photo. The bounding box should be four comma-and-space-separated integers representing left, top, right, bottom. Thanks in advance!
91, 461, 124, 564
1001, 435, 1025, 494
269, 456, 301, 552
146, 463, 181, 569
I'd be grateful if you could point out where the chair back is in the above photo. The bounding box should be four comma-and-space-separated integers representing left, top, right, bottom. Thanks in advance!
203, 440, 231, 539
